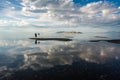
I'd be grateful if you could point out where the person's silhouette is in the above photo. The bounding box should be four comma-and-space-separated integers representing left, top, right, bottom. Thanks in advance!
35, 33, 37, 37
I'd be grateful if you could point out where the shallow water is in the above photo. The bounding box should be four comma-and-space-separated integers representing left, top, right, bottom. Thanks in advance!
0, 31, 120, 80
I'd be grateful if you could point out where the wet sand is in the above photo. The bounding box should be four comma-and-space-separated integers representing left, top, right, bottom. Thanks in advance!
29, 38, 72, 41
94, 36, 108, 38
89, 39, 120, 44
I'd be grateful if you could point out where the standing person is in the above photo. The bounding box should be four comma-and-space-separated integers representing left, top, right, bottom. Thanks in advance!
35, 33, 37, 38
38, 33, 40, 37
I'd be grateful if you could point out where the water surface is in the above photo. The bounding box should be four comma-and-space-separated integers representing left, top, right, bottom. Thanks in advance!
0, 31, 120, 80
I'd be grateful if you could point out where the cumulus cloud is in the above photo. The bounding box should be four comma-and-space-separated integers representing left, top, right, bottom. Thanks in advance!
21, 0, 120, 25
0, 1, 26, 26
1, 0, 120, 27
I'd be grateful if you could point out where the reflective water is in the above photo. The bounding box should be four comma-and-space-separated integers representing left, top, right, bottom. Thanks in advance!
0, 31, 120, 80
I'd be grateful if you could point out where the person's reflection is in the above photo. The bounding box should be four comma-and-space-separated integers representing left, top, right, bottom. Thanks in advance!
35, 40, 37, 44
35, 40, 40, 44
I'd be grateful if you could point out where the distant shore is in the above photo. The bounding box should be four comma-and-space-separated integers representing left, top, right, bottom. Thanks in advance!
57, 31, 82, 34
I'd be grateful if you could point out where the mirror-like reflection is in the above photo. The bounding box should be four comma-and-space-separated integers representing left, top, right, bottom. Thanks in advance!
0, 38, 120, 79
21, 41, 120, 70
0, 31, 120, 80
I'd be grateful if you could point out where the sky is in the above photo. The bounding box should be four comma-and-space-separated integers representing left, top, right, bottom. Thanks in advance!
0, 0, 120, 32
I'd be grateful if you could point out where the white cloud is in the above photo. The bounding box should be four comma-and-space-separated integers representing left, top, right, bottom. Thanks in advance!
17, 20, 29, 26
0, 19, 29, 27
119, 6, 120, 9
0, 20, 8, 26
1, 0, 120, 27
21, 0, 120, 25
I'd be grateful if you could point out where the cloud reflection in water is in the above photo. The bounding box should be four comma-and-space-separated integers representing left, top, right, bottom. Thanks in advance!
21, 41, 120, 70
0, 40, 120, 79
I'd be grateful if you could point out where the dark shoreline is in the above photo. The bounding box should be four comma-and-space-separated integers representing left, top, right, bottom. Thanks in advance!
29, 38, 72, 41
89, 39, 120, 44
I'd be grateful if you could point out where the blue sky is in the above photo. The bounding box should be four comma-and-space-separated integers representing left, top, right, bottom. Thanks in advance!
2, 0, 120, 6
0, 0, 120, 32
73, 0, 120, 6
